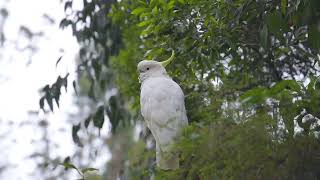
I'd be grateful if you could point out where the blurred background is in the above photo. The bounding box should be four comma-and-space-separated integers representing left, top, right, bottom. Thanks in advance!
0, 0, 111, 179
1, 0, 320, 179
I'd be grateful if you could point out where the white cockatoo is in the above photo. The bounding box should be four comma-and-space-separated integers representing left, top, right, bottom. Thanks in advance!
138, 51, 188, 170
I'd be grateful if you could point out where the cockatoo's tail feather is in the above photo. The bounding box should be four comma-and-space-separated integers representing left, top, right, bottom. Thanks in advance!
160, 50, 175, 67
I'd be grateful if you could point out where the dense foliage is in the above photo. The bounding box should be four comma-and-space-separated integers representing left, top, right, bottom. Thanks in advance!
45, 0, 320, 179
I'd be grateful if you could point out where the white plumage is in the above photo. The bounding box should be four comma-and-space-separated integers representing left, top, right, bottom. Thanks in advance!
138, 57, 188, 170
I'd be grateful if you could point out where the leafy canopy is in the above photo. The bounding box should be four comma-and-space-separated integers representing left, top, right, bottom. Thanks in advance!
43, 0, 320, 179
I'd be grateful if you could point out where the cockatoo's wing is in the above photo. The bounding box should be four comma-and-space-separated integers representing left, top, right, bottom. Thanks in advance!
140, 77, 188, 152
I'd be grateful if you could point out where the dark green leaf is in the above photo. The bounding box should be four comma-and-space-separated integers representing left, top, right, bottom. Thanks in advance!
92, 60, 101, 80
107, 96, 120, 133
73, 80, 78, 95
240, 87, 267, 104
308, 24, 320, 49
59, 162, 77, 170
63, 156, 70, 163
55, 56, 63, 67
84, 115, 91, 128
39, 97, 45, 110
266, 11, 282, 34
62, 73, 69, 92
59, 18, 72, 29
260, 24, 268, 50
72, 123, 83, 147
88, 81, 95, 100
93, 106, 104, 129
81, 167, 98, 174
64, 1, 72, 12
46, 94, 54, 112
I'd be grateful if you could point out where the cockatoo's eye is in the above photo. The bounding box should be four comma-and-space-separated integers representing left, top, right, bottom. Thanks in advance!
146, 67, 150, 70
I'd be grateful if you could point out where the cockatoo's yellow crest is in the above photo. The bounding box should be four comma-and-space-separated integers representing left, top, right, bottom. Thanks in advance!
160, 50, 175, 68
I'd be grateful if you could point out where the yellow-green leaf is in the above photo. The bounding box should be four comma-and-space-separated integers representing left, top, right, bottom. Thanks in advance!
281, 0, 287, 15
131, 7, 146, 15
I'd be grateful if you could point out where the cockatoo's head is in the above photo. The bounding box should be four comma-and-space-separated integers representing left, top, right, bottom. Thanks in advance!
137, 60, 167, 83
137, 51, 175, 83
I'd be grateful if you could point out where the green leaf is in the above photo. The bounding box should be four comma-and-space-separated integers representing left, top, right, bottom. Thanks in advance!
137, 19, 154, 27
140, 25, 153, 36
281, 0, 287, 15
266, 11, 282, 34
269, 80, 301, 94
59, 161, 83, 177
93, 106, 105, 129
150, 0, 156, 6
260, 24, 268, 50
59, 162, 77, 170
168, 1, 175, 10
139, 12, 151, 19
240, 87, 267, 104
151, 6, 159, 14
308, 24, 320, 49
81, 167, 98, 174
131, 7, 147, 15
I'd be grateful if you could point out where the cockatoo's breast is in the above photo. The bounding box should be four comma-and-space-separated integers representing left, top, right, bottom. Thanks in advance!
140, 76, 184, 117
140, 76, 188, 145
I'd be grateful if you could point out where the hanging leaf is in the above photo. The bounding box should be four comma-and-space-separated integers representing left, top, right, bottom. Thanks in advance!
73, 80, 78, 95
59, 18, 72, 29
269, 80, 301, 94
93, 106, 105, 129
55, 56, 63, 67
131, 7, 147, 15
60, 162, 77, 170
266, 11, 282, 34
62, 73, 69, 92
308, 24, 320, 49
81, 167, 98, 174
46, 94, 54, 112
281, 0, 287, 15
63, 156, 70, 164
107, 96, 120, 133
59, 160, 83, 177
72, 123, 83, 147
64, 1, 72, 12
240, 87, 268, 104
39, 97, 45, 110
92, 60, 101, 80
88, 81, 96, 100
84, 115, 92, 128
260, 24, 268, 50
